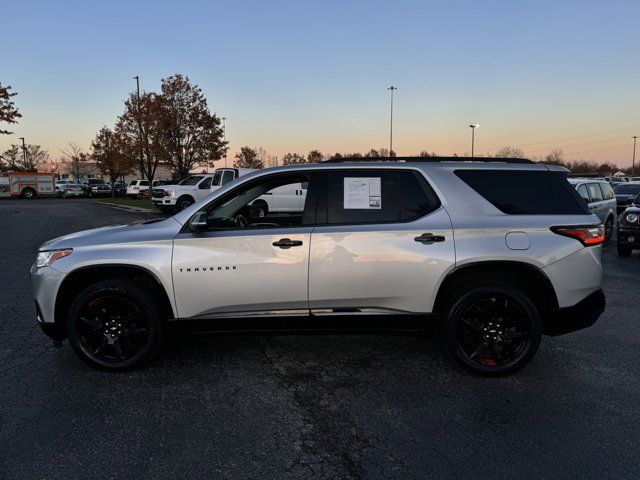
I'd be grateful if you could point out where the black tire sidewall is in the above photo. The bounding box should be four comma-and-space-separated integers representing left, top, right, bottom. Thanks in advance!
441, 284, 542, 376
177, 196, 193, 211
66, 280, 164, 371
605, 216, 614, 240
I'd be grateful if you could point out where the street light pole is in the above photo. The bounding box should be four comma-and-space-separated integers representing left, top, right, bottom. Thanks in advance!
387, 86, 397, 157
19, 137, 27, 167
633, 136, 638, 176
133, 76, 144, 179
222, 116, 227, 168
469, 124, 479, 157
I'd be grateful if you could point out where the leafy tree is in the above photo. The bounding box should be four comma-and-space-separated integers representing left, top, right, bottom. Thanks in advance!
234, 146, 263, 169
159, 74, 227, 180
117, 91, 167, 186
307, 150, 324, 163
92, 127, 136, 197
1, 145, 21, 170
0, 83, 21, 135
495, 146, 525, 158
282, 153, 306, 165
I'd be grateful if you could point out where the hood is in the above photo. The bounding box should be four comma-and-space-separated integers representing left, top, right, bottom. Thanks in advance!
616, 194, 636, 200
38, 217, 182, 251
623, 205, 640, 215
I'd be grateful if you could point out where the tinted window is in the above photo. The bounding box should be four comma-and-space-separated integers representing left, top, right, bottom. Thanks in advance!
455, 170, 588, 215
587, 183, 603, 202
221, 170, 236, 185
325, 170, 439, 225
139, 180, 149, 186
199, 177, 212, 189
614, 184, 640, 195
180, 175, 204, 186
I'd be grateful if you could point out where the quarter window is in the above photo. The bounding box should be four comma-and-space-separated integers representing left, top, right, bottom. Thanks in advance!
577, 184, 589, 202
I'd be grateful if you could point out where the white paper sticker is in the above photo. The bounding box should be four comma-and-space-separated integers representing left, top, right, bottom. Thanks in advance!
344, 177, 382, 209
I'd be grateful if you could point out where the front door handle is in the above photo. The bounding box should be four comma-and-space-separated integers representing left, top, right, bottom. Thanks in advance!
273, 238, 303, 249
414, 233, 445, 244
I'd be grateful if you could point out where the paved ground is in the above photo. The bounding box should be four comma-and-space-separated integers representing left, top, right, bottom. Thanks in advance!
0, 199, 639, 480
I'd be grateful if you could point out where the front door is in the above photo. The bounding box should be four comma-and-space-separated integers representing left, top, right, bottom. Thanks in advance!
308, 169, 455, 314
172, 172, 317, 319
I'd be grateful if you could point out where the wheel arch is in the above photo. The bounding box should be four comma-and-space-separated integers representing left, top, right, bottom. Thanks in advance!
433, 260, 559, 319
54, 264, 175, 333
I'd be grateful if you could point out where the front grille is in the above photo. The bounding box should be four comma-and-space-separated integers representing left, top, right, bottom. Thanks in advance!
152, 189, 165, 199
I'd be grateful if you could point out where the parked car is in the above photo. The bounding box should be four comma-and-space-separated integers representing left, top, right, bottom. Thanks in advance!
32, 157, 606, 374
55, 181, 84, 198
126, 179, 149, 198
80, 178, 109, 197
111, 181, 127, 197
152, 168, 254, 212
613, 182, 640, 214
568, 178, 616, 240
617, 194, 640, 256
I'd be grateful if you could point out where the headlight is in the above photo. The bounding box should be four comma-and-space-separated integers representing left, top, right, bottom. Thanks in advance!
165, 190, 174, 197
36, 249, 72, 268
625, 213, 638, 224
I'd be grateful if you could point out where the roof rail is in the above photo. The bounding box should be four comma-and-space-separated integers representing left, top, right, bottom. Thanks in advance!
324, 156, 534, 164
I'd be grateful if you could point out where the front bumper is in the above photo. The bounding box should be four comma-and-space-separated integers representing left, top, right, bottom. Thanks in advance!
617, 226, 640, 249
36, 301, 66, 340
152, 197, 177, 206
543, 289, 605, 336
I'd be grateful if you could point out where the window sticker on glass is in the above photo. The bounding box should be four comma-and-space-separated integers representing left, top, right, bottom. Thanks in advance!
344, 177, 382, 209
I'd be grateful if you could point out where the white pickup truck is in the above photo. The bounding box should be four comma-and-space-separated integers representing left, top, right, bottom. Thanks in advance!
152, 167, 307, 214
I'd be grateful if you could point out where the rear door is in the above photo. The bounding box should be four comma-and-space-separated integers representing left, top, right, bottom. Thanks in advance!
308, 169, 454, 314
586, 183, 605, 223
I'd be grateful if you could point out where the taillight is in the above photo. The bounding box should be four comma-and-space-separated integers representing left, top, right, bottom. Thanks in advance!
551, 225, 605, 246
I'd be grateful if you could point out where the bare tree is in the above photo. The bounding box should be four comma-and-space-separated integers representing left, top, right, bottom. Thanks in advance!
61, 143, 94, 180
0, 83, 21, 135
495, 146, 525, 158
234, 146, 263, 168
544, 148, 564, 165
419, 150, 437, 157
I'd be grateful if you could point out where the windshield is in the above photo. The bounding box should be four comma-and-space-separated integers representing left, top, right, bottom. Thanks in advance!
614, 184, 640, 195
179, 175, 204, 186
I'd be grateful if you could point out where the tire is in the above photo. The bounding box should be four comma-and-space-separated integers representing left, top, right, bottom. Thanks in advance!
440, 284, 542, 376
66, 280, 165, 371
176, 195, 194, 212
604, 216, 614, 241
252, 200, 268, 218
21, 187, 36, 199
617, 245, 632, 256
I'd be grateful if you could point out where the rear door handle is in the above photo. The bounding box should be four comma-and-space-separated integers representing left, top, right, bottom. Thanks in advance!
273, 238, 303, 249
414, 233, 445, 244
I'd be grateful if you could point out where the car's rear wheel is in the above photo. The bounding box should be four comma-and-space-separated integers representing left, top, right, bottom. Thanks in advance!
67, 280, 164, 371
605, 215, 614, 241
252, 200, 268, 218
440, 284, 541, 375
21, 187, 36, 199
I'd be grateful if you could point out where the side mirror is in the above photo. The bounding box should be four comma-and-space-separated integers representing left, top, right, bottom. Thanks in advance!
189, 211, 208, 231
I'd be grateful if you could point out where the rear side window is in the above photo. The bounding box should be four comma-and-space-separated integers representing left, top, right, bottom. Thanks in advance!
221, 170, 236, 185
324, 170, 440, 225
577, 184, 589, 202
600, 182, 614, 200
140, 181, 149, 186
455, 170, 589, 215
587, 183, 603, 202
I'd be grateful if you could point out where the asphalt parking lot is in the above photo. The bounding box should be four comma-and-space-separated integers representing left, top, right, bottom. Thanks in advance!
1, 199, 639, 480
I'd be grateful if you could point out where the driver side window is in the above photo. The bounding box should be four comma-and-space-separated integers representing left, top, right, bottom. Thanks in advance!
199, 174, 312, 231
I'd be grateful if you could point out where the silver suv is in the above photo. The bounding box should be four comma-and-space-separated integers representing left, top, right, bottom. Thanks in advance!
31, 157, 606, 375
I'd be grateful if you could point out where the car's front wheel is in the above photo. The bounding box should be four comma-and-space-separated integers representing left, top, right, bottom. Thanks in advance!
67, 280, 165, 371
176, 195, 194, 212
440, 284, 542, 375
604, 216, 614, 241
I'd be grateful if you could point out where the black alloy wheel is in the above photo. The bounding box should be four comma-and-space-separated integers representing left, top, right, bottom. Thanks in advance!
441, 285, 541, 375
177, 196, 194, 211
67, 280, 164, 370
605, 216, 614, 241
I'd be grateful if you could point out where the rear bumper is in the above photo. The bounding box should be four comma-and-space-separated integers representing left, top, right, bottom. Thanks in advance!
543, 289, 605, 336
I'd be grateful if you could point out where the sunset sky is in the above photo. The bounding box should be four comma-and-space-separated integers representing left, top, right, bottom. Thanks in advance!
3, 0, 640, 165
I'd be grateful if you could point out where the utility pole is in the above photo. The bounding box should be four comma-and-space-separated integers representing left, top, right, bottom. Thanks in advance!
133, 76, 144, 179
387, 86, 397, 157
19, 137, 27, 167
633, 136, 638, 176
222, 116, 227, 168
469, 124, 479, 157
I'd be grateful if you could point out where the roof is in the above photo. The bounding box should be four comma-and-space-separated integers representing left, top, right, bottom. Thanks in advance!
324, 156, 533, 164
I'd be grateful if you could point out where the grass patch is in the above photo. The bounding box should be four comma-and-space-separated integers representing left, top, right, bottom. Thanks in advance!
97, 197, 157, 210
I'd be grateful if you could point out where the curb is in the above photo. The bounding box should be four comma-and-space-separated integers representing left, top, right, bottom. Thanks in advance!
96, 201, 159, 213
